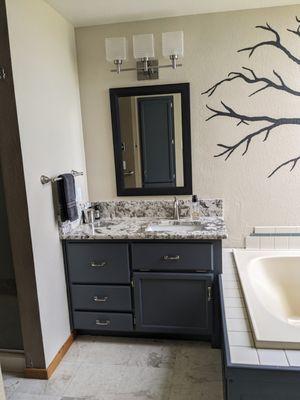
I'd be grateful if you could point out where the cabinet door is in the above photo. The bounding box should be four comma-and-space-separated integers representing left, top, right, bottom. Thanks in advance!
133, 272, 213, 335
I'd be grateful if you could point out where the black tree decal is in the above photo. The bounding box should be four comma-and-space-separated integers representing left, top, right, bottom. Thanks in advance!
202, 17, 300, 177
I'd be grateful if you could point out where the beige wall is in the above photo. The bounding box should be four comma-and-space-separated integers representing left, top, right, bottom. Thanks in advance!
6, 0, 88, 366
76, 5, 300, 247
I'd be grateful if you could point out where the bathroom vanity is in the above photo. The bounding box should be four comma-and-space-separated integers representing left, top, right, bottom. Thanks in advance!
61, 200, 227, 347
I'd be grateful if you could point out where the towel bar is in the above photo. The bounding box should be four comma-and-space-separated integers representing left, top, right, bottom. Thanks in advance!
40, 170, 83, 185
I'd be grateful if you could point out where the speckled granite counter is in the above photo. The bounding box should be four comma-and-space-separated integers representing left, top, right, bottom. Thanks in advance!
61, 217, 227, 240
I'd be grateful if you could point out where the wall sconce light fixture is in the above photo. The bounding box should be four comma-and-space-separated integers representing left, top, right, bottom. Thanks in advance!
105, 31, 184, 80
105, 37, 127, 74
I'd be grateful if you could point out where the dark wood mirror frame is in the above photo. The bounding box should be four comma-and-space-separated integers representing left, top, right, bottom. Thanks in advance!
109, 82, 193, 196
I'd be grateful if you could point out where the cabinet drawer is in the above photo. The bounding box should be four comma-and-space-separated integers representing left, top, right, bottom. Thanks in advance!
73, 311, 133, 331
71, 285, 132, 312
66, 243, 130, 284
132, 243, 213, 271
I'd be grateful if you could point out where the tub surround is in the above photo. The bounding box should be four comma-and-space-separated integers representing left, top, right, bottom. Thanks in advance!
234, 249, 300, 350
221, 250, 300, 365
221, 249, 300, 400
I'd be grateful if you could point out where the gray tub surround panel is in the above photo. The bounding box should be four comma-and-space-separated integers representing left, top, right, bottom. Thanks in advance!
221, 249, 300, 400
61, 217, 227, 240
92, 198, 223, 219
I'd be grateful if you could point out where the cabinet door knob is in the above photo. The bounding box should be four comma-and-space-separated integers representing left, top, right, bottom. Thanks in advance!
162, 255, 180, 261
95, 319, 111, 326
93, 296, 108, 302
90, 261, 107, 268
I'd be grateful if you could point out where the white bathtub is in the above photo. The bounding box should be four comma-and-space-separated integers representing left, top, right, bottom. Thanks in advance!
234, 249, 300, 350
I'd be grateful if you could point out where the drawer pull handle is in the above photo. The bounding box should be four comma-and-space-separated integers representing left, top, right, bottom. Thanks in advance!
162, 255, 180, 261
90, 261, 107, 268
93, 296, 108, 302
95, 319, 111, 326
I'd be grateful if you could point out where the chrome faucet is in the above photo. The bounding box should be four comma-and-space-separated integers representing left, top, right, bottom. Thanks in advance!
173, 197, 180, 220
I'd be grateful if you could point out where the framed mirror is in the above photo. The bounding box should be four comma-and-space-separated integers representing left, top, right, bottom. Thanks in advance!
110, 83, 192, 196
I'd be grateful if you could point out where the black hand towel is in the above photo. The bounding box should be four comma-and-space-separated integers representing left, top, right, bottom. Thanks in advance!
57, 174, 78, 222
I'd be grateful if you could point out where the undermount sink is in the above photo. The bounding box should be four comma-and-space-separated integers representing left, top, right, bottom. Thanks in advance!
145, 221, 204, 233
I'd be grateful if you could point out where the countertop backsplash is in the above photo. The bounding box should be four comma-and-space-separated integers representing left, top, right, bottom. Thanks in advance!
91, 199, 223, 220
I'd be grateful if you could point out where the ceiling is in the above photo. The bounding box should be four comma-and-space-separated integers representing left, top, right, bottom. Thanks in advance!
44, 0, 300, 27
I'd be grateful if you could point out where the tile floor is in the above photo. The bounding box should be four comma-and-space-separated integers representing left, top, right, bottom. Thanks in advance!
3, 336, 223, 400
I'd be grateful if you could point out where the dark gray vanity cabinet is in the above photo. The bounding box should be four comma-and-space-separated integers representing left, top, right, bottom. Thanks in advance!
133, 272, 213, 334
63, 240, 222, 343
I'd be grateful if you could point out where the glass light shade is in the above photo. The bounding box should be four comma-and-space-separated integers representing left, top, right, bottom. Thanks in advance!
162, 31, 184, 58
105, 37, 127, 62
133, 34, 155, 59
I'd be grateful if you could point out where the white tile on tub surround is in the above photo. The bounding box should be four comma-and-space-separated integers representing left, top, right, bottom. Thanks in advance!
222, 272, 238, 282
227, 318, 250, 332
257, 349, 289, 366
285, 350, 300, 367
230, 347, 259, 365
254, 226, 276, 234
259, 236, 275, 250
274, 236, 289, 249
228, 331, 253, 347
223, 287, 243, 299
224, 297, 245, 308
225, 307, 248, 319
222, 264, 235, 275
288, 236, 300, 249
222, 280, 239, 289
245, 236, 259, 249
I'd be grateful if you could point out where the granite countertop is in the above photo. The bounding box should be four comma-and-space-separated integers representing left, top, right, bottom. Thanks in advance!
61, 216, 227, 241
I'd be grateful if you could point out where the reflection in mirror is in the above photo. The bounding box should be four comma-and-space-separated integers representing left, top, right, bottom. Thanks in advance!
118, 93, 183, 189
110, 83, 192, 196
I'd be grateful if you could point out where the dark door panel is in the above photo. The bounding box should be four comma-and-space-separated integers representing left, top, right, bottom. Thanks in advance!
138, 96, 176, 187
133, 272, 213, 334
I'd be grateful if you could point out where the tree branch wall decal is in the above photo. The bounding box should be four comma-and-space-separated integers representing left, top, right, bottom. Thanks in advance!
202, 17, 300, 177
